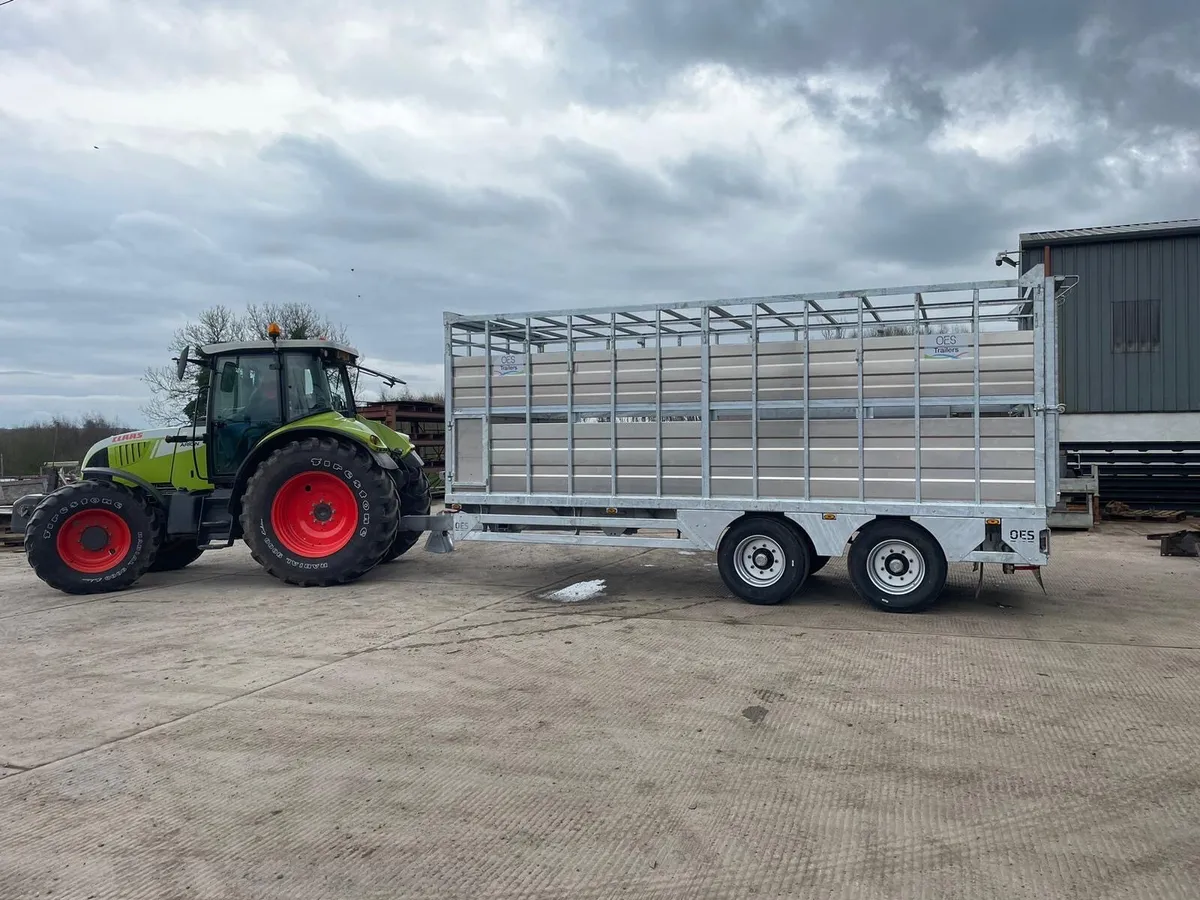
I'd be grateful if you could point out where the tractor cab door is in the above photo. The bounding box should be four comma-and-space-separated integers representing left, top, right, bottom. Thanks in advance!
282, 350, 355, 421
208, 353, 283, 479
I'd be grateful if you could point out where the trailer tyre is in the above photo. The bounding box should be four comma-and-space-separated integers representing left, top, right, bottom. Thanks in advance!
717, 517, 811, 606
810, 555, 830, 574
848, 520, 947, 613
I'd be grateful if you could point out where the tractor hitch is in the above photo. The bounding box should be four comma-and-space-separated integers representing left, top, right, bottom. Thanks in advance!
400, 514, 456, 554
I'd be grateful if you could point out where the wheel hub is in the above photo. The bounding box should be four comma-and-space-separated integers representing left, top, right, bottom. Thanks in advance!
79, 525, 110, 552
867, 540, 925, 595
55, 508, 133, 574
734, 535, 786, 588
270, 471, 360, 559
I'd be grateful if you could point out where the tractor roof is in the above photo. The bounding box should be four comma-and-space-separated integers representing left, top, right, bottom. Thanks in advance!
197, 339, 360, 359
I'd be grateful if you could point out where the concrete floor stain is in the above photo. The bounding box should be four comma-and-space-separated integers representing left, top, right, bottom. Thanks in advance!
741, 705, 768, 725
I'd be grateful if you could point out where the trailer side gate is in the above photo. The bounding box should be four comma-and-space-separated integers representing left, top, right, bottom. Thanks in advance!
444, 266, 1063, 612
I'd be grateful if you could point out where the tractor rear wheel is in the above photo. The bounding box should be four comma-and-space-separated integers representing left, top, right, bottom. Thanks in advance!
25, 480, 159, 594
149, 539, 204, 573
382, 452, 432, 563
240, 436, 400, 587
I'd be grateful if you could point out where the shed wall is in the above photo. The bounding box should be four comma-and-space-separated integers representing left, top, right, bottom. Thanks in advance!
1022, 235, 1200, 414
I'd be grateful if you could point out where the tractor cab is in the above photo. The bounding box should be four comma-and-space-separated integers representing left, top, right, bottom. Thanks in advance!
195, 339, 361, 478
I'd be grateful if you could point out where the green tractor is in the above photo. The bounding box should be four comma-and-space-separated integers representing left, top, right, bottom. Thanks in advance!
12, 331, 453, 595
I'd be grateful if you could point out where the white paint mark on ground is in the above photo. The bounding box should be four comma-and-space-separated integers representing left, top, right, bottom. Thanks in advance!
677, 551, 696, 556
544, 579, 607, 603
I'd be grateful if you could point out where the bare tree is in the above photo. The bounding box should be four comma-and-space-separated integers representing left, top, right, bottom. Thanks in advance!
244, 302, 349, 343
140, 302, 350, 425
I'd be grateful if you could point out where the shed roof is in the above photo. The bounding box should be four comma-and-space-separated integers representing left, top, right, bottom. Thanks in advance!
1020, 219, 1200, 247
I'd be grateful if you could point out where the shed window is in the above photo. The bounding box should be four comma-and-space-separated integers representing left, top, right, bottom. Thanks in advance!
1111, 299, 1161, 353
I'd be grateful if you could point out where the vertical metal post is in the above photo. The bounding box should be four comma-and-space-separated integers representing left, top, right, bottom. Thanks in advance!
972, 289, 981, 504
655, 308, 663, 497
700, 307, 712, 499
857, 297, 865, 502
751, 303, 759, 500
913, 295, 922, 503
483, 319, 493, 490
525, 318, 534, 494
803, 301, 811, 500
443, 319, 455, 489
610, 313, 618, 498
566, 315, 575, 496
1031, 276, 1048, 509
1043, 274, 1060, 506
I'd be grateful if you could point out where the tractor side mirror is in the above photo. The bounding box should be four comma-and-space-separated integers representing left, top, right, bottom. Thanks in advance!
219, 360, 239, 393
176, 345, 191, 380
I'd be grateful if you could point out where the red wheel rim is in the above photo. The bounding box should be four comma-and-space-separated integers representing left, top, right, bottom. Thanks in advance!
55, 509, 133, 573
270, 471, 360, 558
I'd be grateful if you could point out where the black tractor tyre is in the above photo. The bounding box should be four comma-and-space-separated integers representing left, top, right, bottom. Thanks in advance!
810, 555, 831, 574
24, 480, 160, 595
239, 436, 400, 587
149, 539, 205, 573
716, 516, 812, 606
847, 519, 948, 613
382, 452, 432, 563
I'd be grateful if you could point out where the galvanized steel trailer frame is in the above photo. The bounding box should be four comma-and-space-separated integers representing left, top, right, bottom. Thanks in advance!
442, 266, 1062, 570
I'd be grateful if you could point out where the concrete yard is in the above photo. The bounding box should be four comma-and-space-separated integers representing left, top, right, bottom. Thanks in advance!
1, 526, 1198, 899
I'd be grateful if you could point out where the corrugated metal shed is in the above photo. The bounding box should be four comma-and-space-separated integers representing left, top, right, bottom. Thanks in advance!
1021, 222, 1200, 414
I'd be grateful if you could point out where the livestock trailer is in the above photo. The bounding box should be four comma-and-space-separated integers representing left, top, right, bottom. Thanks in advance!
443, 266, 1065, 612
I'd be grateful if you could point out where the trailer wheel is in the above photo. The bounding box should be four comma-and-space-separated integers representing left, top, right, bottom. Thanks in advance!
810, 555, 830, 574
717, 517, 811, 605
848, 520, 947, 613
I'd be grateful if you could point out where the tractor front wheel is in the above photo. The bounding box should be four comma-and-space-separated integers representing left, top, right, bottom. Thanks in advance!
240, 437, 400, 587
24, 480, 159, 595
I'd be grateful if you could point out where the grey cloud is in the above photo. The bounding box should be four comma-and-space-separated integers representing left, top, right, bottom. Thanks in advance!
260, 135, 559, 243
558, 0, 1200, 133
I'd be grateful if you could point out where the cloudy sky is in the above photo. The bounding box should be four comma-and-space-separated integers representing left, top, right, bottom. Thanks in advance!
1, 0, 1197, 426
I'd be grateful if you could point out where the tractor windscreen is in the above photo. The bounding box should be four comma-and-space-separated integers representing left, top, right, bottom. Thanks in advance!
282, 352, 355, 420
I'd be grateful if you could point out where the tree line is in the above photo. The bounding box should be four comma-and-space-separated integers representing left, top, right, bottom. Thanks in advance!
0, 415, 128, 478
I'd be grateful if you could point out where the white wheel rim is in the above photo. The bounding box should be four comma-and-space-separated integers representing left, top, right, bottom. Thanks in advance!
867, 539, 925, 595
733, 535, 786, 587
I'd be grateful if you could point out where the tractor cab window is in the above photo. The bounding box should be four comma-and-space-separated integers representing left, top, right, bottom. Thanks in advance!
210, 355, 282, 476
283, 352, 353, 421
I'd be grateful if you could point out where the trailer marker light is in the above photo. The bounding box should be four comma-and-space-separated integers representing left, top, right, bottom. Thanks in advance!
986, 518, 1000, 525
822, 513, 836, 520
606, 507, 618, 514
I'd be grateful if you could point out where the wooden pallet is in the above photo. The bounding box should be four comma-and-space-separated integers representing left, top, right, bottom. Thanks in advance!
1103, 501, 1186, 523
